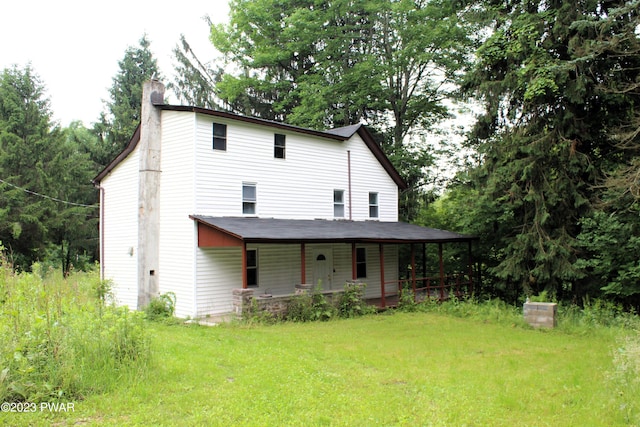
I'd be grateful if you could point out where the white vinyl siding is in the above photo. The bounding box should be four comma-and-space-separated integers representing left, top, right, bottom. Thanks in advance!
194, 243, 396, 312
100, 148, 139, 309
249, 244, 301, 295
102, 109, 401, 318
193, 115, 398, 221
158, 111, 197, 318
195, 247, 243, 316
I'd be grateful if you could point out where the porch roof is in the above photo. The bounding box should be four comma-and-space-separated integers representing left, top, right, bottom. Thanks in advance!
190, 216, 476, 245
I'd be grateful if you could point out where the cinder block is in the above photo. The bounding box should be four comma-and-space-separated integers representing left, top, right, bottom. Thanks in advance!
523, 302, 557, 328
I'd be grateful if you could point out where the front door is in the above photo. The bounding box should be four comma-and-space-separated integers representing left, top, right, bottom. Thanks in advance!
313, 249, 333, 290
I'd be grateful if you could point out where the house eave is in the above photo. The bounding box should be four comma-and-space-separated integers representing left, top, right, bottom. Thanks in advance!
191, 216, 477, 247
92, 125, 141, 184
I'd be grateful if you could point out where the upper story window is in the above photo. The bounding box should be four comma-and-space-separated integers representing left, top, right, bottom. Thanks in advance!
243, 183, 257, 215
356, 247, 367, 278
274, 134, 286, 159
369, 192, 379, 218
334, 190, 345, 218
213, 123, 227, 151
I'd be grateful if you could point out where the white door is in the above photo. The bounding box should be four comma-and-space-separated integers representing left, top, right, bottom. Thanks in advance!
312, 249, 333, 290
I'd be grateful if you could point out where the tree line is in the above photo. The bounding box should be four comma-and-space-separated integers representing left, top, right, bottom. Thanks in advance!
1, 0, 639, 307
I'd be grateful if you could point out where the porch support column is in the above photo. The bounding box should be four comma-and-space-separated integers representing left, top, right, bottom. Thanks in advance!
300, 243, 306, 284
422, 243, 426, 280
411, 244, 417, 301
438, 243, 444, 300
379, 243, 386, 308
468, 240, 473, 295
351, 243, 357, 280
242, 241, 248, 289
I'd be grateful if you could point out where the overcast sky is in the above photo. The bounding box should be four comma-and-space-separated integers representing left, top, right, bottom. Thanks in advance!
1, 0, 230, 127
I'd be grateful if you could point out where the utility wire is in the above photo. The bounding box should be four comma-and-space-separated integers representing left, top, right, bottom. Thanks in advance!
0, 178, 99, 208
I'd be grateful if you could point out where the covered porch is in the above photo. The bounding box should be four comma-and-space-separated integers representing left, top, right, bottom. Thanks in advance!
190, 216, 477, 309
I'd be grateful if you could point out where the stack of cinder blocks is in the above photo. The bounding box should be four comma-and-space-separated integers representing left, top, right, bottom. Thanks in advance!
523, 302, 557, 328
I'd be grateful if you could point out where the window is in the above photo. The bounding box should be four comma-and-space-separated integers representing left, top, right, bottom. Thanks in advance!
242, 183, 256, 215
356, 247, 367, 278
213, 123, 227, 151
274, 134, 286, 159
369, 192, 379, 218
334, 190, 345, 217
246, 249, 258, 287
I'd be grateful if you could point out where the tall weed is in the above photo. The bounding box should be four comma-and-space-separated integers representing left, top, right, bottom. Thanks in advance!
608, 333, 640, 424
557, 298, 640, 334
0, 255, 149, 402
285, 288, 336, 322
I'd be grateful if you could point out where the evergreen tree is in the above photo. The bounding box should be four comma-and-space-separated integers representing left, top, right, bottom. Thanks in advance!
0, 65, 98, 272
170, 34, 223, 111
0, 64, 55, 267
572, 1, 640, 305
95, 35, 162, 165
460, 0, 638, 300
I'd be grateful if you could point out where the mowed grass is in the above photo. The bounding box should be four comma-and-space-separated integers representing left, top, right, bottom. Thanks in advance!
5, 312, 634, 426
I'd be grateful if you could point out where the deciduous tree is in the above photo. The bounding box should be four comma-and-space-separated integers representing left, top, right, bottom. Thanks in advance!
206, 0, 473, 220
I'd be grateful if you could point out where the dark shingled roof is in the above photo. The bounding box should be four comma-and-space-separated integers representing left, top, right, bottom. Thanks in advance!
324, 123, 362, 138
190, 216, 476, 243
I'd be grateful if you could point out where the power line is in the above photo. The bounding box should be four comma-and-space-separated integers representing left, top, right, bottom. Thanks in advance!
0, 178, 99, 208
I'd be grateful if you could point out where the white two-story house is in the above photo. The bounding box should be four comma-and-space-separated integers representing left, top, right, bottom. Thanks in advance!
93, 80, 475, 318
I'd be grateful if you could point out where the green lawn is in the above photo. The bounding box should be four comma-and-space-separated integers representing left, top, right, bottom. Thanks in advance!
3, 312, 635, 426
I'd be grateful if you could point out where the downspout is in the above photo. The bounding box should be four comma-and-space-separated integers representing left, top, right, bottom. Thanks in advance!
95, 184, 105, 280
347, 150, 353, 220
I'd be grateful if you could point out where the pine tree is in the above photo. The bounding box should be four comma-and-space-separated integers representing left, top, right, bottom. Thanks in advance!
461, 0, 637, 300
0, 65, 98, 271
95, 35, 162, 165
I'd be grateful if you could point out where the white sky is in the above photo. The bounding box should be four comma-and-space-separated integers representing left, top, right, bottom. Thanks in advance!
0, 0, 229, 127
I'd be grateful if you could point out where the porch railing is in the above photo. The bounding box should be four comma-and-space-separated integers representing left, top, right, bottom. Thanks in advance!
379, 272, 473, 308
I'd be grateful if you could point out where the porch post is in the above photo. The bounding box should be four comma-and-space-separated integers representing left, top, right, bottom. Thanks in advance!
438, 242, 444, 300
351, 242, 357, 280
468, 240, 473, 295
422, 243, 426, 279
411, 243, 416, 301
379, 243, 386, 308
301, 243, 306, 284
242, 241, 248, 289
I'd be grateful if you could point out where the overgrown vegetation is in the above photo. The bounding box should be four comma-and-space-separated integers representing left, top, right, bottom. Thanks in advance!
243, 283, 376, 324
5, 306, 638, 426
144, 292, 177, 321
0, 250, 149, 403
610, 332, 640, 423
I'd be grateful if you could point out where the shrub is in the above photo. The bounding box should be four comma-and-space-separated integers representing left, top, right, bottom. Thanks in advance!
337, 283, 375, 318
144, 292, 177, 321
285, 286, 337, 322
397, 286, 420, 312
